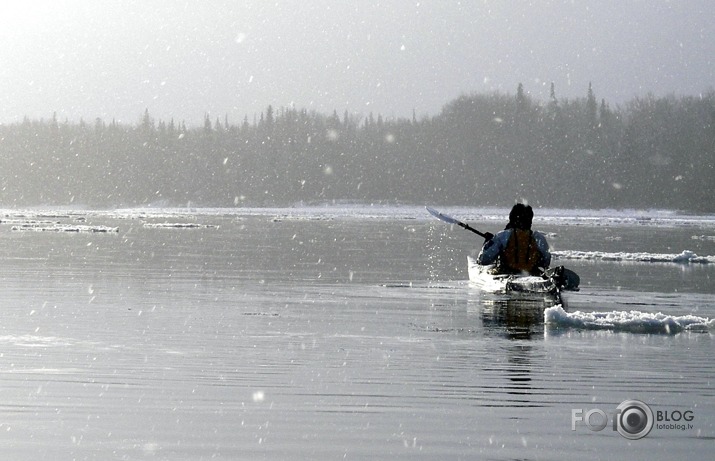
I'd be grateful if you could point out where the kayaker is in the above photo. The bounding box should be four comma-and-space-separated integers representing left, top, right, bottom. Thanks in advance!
477, 203, 551, 275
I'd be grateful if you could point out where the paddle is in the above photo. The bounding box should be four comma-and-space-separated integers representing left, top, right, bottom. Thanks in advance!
425, 206, 491, 239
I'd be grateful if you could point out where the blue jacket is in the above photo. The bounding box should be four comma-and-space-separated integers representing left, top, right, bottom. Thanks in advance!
477, 229, 551, 269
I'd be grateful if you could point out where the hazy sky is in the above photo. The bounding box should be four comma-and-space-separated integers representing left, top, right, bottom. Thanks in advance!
1, 0, 713, 126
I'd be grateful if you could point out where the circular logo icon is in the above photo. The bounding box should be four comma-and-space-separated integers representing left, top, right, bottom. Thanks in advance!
616, 399, 654, 440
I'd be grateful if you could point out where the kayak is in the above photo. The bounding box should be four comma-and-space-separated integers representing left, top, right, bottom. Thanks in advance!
467, 256, 559, 295
425, 207, 579, 295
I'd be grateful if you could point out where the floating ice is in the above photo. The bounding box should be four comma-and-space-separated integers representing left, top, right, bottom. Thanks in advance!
4, 205, 714, 227
552, 249, 715, 264
545, 305, 715, 334
142, 222, 218, 229
270, 215, 334, 222
10, 224, 119, 233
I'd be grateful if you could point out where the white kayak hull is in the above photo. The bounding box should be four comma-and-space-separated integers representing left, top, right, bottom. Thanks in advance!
467, 256, 558, 295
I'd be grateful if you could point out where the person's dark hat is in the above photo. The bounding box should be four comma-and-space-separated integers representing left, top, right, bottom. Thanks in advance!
508, 203, 533, 230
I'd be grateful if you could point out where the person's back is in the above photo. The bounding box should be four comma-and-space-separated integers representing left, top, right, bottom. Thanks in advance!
477, 203, 550, 275
499, 228, 543, 274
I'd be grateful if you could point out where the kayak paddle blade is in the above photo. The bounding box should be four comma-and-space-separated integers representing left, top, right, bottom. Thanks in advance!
426, 206, 459, 225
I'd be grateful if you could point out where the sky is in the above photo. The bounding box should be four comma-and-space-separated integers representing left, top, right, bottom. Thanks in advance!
1, 0, 713, 127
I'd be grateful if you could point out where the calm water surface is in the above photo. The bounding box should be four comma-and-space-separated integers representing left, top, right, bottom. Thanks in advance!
0, 207, 713, 460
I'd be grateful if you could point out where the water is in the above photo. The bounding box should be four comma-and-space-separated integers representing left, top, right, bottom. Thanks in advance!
0, 206, 713, 460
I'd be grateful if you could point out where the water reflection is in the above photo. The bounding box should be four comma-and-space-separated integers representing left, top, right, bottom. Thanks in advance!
505, 343, 533, 389
479, 297, 557, 340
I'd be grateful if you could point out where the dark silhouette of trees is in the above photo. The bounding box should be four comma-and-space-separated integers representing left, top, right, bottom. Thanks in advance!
0, 85, 713, 211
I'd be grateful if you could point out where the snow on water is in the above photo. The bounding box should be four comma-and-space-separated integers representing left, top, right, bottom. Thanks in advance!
553, 249, 715, 264
545, 305, 715, 334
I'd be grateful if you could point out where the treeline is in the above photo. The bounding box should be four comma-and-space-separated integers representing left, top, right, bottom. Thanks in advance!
1, 84, 714, 211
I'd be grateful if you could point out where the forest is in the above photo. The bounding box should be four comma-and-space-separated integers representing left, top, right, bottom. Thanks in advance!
1, 84, 714, 212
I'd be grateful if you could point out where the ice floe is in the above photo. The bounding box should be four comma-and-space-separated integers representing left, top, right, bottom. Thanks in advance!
10, 223, 119, 233
552, 249, 715, 264
545, 305, 715, 334
2, 205, 715, 227
142, 222, 218, 229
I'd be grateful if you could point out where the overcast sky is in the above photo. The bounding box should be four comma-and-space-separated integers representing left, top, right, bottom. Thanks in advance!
1, 0, 713, 126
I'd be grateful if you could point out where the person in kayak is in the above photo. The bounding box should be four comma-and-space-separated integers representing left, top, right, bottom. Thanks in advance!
477, 203, 551, 275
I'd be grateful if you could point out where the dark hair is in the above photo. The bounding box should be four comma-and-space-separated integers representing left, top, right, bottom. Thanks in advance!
506, 203, 533, 230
